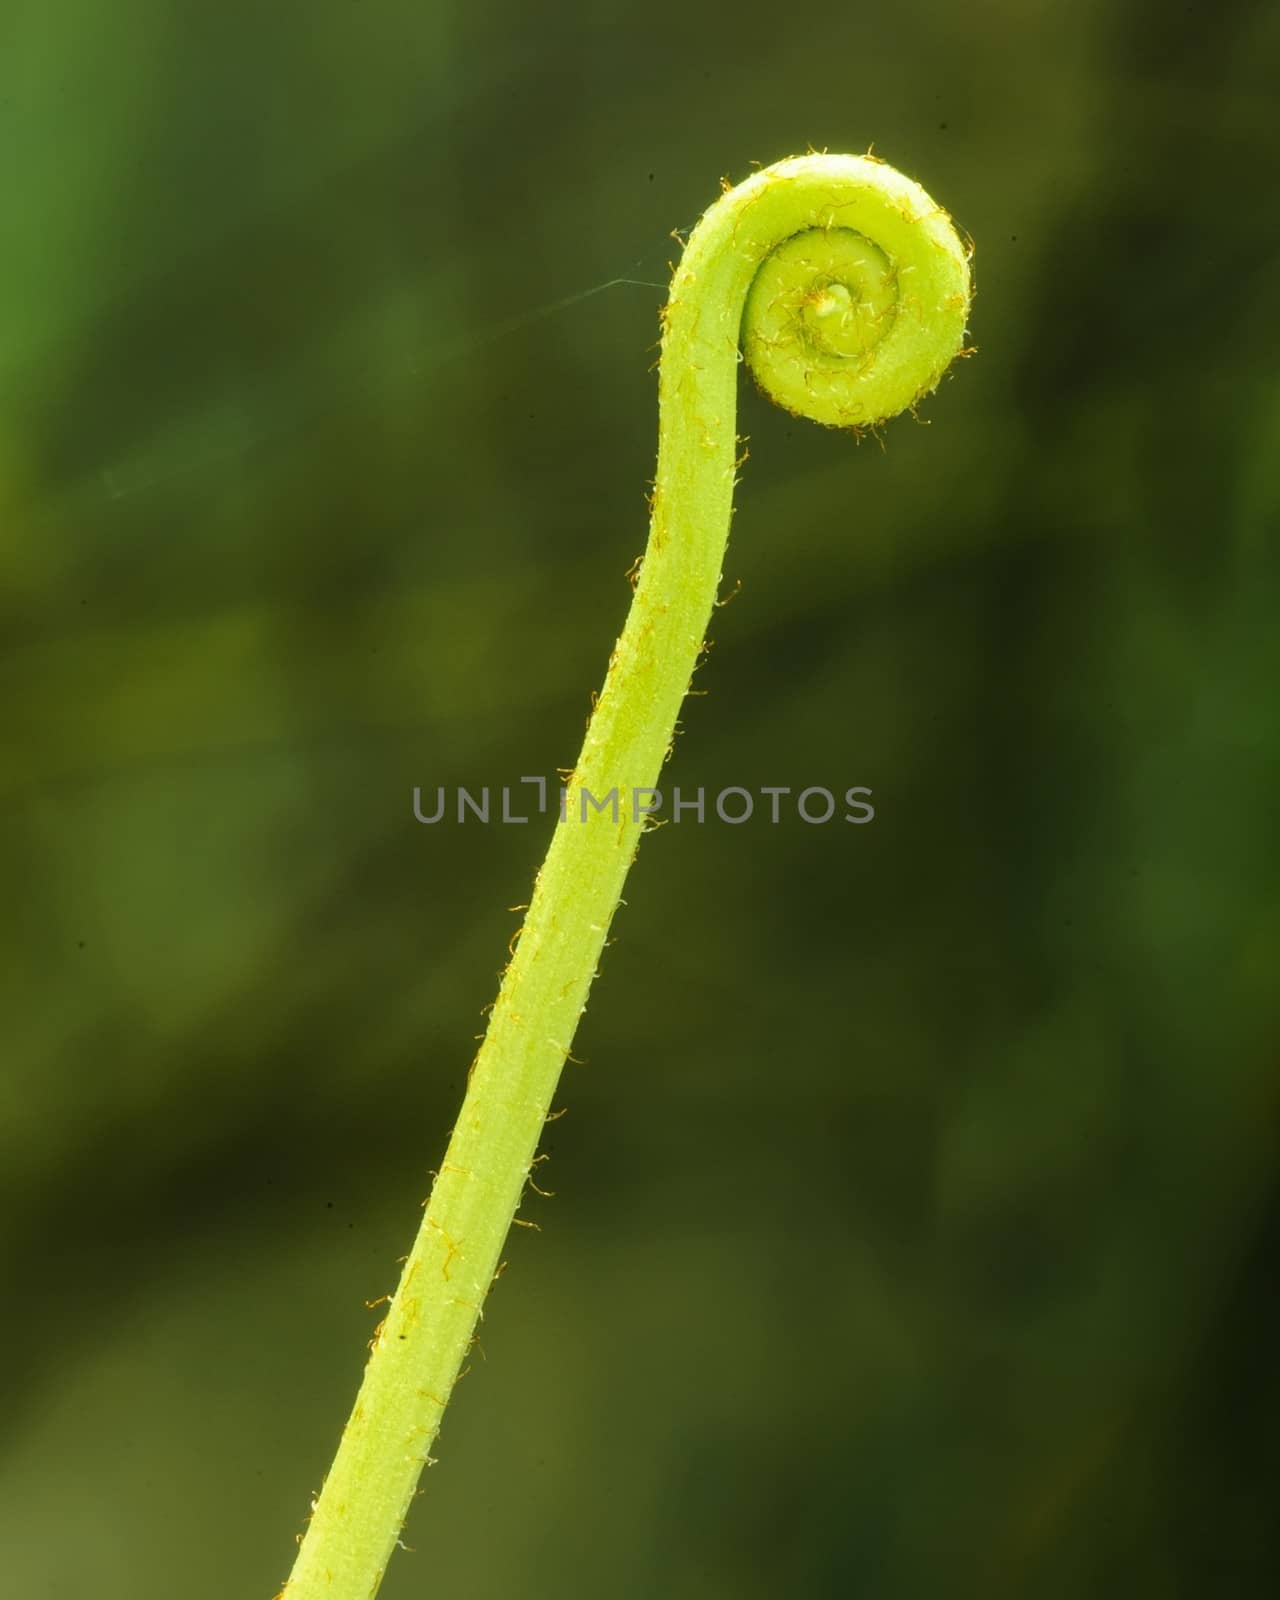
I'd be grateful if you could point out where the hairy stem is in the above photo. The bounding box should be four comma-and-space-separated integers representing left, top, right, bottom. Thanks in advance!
279, 151, 971, 1600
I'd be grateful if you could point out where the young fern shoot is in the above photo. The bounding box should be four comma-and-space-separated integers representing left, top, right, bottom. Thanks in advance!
280, 151, 972, 1600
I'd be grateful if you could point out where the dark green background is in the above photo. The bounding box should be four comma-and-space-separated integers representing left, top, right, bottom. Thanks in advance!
3, 1, 1278, 1595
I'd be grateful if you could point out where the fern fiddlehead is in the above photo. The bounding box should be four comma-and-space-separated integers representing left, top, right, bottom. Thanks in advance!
280, 152, 971, 1600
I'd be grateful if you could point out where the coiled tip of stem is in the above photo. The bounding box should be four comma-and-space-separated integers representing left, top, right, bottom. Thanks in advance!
736, 154, 972, 431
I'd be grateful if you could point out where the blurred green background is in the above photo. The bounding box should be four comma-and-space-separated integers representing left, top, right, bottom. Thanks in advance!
3, 1, 1278, 1595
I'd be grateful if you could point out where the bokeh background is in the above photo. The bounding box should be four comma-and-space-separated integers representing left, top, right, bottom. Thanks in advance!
3, 1, 1278, 1595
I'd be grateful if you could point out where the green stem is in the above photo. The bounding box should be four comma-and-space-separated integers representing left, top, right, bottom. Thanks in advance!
279, 152, 971, 1600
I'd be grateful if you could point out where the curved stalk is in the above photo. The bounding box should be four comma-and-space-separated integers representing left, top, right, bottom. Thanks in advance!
279, 151, 972, 1600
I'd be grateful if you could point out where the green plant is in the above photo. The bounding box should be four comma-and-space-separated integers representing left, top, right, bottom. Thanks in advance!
278, 151, 972, 1600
